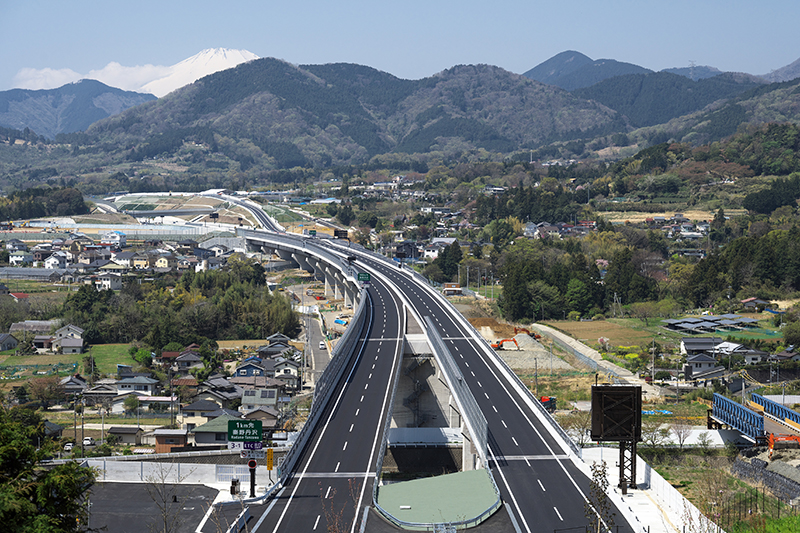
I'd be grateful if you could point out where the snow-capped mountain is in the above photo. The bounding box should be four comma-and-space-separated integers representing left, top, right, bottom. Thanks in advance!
141, 48, 258, 97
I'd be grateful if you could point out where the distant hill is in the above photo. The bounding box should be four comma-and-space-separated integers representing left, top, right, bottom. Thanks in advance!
84, 59, 622, 167
630, 77, 800, 147
573, 71, 765, 128
760, 57, 800, 83
522, 51, 594, 86
0, 80, 156, 139
661, 65, 723, 81
523, 52, 651, 90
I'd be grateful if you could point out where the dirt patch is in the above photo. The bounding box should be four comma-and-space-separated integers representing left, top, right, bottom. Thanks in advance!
543, 319, 655, 348
469, 318, 515, 338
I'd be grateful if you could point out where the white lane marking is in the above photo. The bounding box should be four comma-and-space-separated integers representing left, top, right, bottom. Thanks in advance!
343, 442, 348, 451
364, 383, 369, 390
492, 406, 497, 413
538, 479, 545, 491
464, 361, 469, 367
512, 437, 519, 446
484, 392, 489, 399
502, 420, 507, 428
355, 409, 359, 416
554, 507, 563, 521
335, 462, 340, 472
349, 424, 354, 432
314, 515, 321, 530
360, 395, 364, 402
325, 486, 331, 499
368, 373, 372, 379
471, 371, 475, 377
478, 381, 482, 387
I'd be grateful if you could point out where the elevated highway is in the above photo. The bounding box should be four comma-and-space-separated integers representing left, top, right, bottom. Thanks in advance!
207, 197, 637, 532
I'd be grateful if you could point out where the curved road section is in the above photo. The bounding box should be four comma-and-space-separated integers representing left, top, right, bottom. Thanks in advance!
217, 196, 635, 533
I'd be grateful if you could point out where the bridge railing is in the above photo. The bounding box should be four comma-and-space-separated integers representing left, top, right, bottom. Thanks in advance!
278, 286, 369, 483
403, 270, 582, 458
713, 393, 764, 442
751, 393, 800, 429
371, 315, 501, 531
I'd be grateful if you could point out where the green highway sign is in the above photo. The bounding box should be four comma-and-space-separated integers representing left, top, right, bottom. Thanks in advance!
309, 230, 316, 236
228, 419, 263, 442
357, 273, 371, 282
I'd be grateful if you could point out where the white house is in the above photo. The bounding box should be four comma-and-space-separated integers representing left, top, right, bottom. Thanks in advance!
96, 272, 123, 291
44, 251, 69, 269
9, 251, 33, 266
101, 231, 127, 247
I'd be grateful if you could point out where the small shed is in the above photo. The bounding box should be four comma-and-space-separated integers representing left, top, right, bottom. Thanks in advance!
108, 426, 144, 446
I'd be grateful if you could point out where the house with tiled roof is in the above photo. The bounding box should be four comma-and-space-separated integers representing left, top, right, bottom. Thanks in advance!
190, 414, 241, 446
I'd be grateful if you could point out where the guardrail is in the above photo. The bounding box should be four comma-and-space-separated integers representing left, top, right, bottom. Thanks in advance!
215, 235, 367, 506
371, 316, 501, 531
278, 286, 369, 481
404, 272, 582, 458
751, 393, 800, 428
425, 316, 489, 461
713, 393, 764, 442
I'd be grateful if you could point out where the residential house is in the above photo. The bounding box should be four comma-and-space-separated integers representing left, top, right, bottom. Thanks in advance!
108, 426, 143, 445
44, 251, 69, 269
741, 297, 771, 311
101, 231, 127, 248
116, 376, 159, 396
53, 336, 83, 354
9, 251, 33, 265
241, 406, 281, 433
174, 351, 203, 371
178, 399, 224, 432
55, 324, 84, 341
9, 319, 60, 336
239, 387, 280, 412
155, 254, 178, 270
5, 238, 27, 252
274, 357, 301, 389
33, 249, 53, 263
95, 272, 123, 291
190, 414, 240, 447
82, 382, 119, 406
195, 375, 242, 409
151, 429, 188, 453
0, 333, 18, 351
680, 337, 723, 356
111, 250, 137, 267
33, 335, 54, 353
59, 374, 87, 397
132, 253, 158, 270
234, 361, 270, 378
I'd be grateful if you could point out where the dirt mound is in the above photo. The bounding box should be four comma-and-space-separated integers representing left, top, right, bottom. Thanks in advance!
469, 318, 515, 338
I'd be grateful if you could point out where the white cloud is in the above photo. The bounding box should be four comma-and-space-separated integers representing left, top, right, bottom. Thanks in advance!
85, 62, 172, 93
12, 62, 171, 94
13, 67, 83, 90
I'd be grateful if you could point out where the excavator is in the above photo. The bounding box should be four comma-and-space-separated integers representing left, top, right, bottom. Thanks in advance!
491, 338, 519, 350
768, 433, 800, 457
514, 327, 542, 340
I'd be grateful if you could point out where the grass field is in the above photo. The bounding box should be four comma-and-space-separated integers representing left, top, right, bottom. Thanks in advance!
543, 314, 781, 352
0, 344, 135, 380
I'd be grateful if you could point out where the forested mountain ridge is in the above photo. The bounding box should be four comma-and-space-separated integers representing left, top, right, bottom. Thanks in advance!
523, 51, 652, 90
0, 80, 156, 139
80, 58, 621, 167
573, 71, 765, 128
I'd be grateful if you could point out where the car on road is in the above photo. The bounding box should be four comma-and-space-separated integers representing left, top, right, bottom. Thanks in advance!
63, 442, 74, 452
319, 341, 326, 350
82, 437, 95, 447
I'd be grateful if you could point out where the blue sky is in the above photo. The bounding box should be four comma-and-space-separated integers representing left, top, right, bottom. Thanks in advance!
2, 0, 798, 91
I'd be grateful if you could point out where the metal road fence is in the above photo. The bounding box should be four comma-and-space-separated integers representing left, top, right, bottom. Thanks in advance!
424, 316, 489, 461
410, 278, 583, 459
371, 307, 406, 508
277, 286, 368, 484
546, 334, 621, 380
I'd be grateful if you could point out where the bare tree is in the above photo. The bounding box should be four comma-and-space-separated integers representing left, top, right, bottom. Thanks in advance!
641, 418, 669, 448
557, 410, 592, 447
144, 462, 197, 533
671, 417, 693, 450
